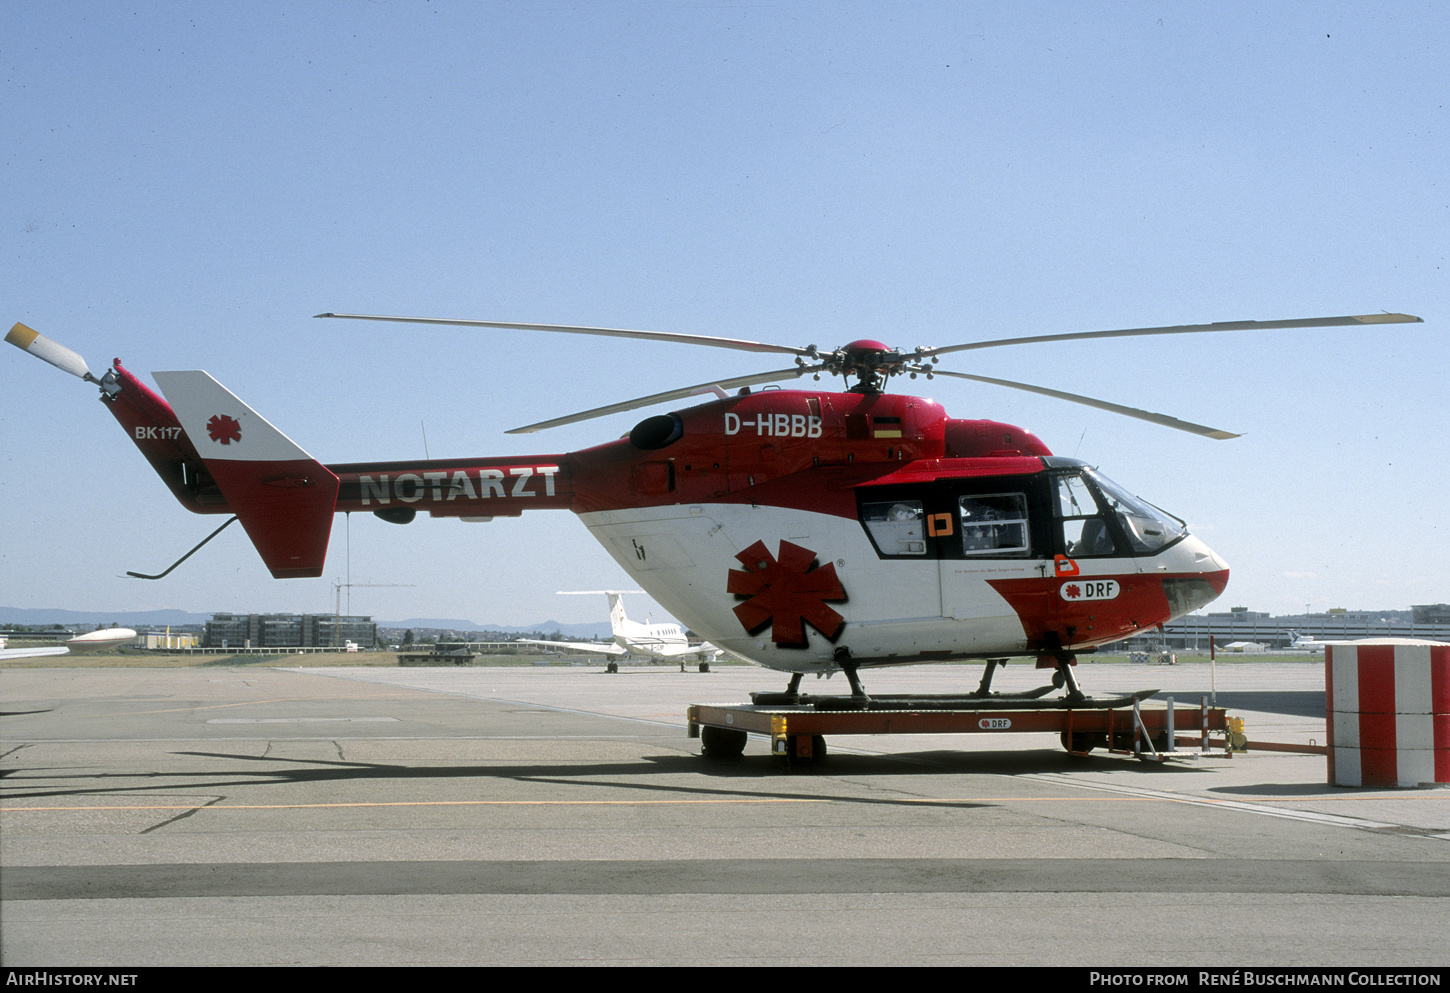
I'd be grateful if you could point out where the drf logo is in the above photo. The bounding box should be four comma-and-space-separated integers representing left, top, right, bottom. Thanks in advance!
1060, 579, 1120, 601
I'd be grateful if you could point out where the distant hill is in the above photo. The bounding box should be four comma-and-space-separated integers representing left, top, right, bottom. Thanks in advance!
385, 617, 490, 631
0, 606, 608, 639
0, 606, 212, 628
385, 618, 609, 639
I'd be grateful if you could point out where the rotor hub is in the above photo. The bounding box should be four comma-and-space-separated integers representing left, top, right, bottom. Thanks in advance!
828, 339, 921, 392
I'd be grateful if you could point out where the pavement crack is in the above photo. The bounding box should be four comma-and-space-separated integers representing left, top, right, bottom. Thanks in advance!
139, 796, 224, 834
0, 742, 31, 763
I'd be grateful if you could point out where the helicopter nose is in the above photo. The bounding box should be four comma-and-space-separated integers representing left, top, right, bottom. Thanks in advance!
1175, 533, 1229, 577
1163, 572, 1227, 619
1159, 534, 1229, 618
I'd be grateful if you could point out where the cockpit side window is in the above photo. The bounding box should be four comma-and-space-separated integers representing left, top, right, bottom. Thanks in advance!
1061, 517, 1117, 556
1056, 474, 1098, 517
1054, 473, 1118, 557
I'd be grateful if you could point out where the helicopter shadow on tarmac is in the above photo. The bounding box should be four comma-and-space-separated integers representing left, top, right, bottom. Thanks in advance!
1, 749, 976, 807
1, 741, 1204, 809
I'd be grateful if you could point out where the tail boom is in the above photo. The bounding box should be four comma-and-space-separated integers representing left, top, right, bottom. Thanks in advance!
330, 458, 572, 519
101, 360, 223, 514
15, 329, 582, 578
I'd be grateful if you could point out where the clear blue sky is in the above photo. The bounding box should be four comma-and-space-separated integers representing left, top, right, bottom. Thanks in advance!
2, 1, 1444, 628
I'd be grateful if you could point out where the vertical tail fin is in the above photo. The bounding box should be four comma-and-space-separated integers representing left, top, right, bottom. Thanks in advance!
152, 371, 339, 578
606, 591, 629, 635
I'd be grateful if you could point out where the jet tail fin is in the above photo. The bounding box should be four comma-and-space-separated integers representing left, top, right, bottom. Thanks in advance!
605, 591, 629, 635
152, 371, 339, 578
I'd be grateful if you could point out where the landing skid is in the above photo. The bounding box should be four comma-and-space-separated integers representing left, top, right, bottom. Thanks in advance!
752, 688, 1156, 712
752, 652, 1091, 708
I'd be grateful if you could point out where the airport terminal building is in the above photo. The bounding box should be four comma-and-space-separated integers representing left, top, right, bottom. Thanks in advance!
1122, 603, 1450, 653
202, 612, 377, 650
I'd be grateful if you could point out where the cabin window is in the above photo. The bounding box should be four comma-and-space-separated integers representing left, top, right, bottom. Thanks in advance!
861, 499, 928, 556
958, 493, 1031, 557
857, 475, 1051, 561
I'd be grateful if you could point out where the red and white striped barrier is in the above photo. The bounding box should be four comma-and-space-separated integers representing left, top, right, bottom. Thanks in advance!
1326, 640, 1450, 788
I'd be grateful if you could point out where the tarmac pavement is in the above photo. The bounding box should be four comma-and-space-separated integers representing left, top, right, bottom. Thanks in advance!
2, 660, 1446, 967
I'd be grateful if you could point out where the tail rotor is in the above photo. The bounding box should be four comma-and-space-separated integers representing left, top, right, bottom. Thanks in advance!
6, 323, 99, 383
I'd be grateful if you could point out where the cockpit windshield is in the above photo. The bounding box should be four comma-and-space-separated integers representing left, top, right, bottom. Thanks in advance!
1087, 470, 1187, 555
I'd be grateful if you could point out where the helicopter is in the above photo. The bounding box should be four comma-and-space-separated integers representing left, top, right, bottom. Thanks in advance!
5, 310, 1421, 702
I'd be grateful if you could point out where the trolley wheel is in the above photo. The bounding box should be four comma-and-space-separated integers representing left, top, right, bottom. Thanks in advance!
1061, 730, 1096, 754
700, 725, 747, 759
783, 733, 828, 768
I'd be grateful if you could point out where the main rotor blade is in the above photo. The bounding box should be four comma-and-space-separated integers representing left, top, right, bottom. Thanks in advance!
507, 366, 820, 434
316, 312, 813, 359
928, 369, 1240, 439
920, 313, 1422, 360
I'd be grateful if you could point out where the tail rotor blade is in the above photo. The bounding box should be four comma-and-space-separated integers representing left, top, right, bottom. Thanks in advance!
6, 323, 96, 381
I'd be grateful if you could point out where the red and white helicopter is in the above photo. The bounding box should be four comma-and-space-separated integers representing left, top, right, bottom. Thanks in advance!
5, 311, 1420, 701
